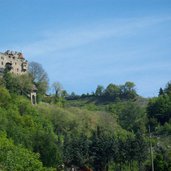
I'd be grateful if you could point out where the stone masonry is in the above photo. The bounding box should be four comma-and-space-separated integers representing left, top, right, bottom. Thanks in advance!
0, 50, 28, 75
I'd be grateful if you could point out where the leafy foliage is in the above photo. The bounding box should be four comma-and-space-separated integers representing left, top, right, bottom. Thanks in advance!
0, 132, 45, 171
29, 62, 49, 100
147, 95, 171, 125
0, 78, 171, 170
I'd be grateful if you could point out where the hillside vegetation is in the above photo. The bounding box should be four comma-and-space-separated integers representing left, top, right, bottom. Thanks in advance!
0, 65, 171, 171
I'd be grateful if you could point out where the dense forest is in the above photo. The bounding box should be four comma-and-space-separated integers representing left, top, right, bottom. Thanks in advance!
0, 62, 171, 171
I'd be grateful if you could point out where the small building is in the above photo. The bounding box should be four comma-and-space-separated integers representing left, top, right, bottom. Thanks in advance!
31, 85, 37, 105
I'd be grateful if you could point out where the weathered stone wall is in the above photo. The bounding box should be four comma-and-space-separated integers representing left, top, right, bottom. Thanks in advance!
0, 50, 28, 75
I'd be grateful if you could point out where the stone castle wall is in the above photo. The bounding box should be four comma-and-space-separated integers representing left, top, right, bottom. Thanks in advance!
0, 50, 28, 75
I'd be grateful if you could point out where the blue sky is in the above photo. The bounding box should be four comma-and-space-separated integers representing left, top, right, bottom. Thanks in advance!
0, 0, 171, 97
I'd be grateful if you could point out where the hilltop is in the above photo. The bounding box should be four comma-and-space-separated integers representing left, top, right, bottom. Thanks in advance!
0, 61, 171, 171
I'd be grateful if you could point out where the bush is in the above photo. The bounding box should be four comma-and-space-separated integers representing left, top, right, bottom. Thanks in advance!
0, 132, 44, 171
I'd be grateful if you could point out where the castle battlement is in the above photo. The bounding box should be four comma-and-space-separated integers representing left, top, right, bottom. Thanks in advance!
0, 50, 28, 75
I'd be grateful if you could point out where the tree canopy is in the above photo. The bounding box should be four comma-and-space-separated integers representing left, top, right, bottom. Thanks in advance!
0, 73, 171, 171
29, 61, 49, 97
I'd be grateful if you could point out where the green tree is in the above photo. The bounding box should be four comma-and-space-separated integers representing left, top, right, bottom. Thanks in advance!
153, 145, 171, 171
120, 82, 137, 99
29, 62, 48, 100
63, 134, 90, 169
52, 82, 63, 97
164, 82, 171, 97
3, 72, 19, 94
0, 87, 11, 108
147, 95, 171, 125
0, 132, 45, 171
33, 130, 62, 167
104, 84, 120, 101
3, 71, 33, 96
134, 132, 148, 171
118, 102, 146, 133
115, 138, 127, 171
95, 85, 104, 96
89, 127, 113, 171
16, 74, 33, 95
159, 88, 165, 96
